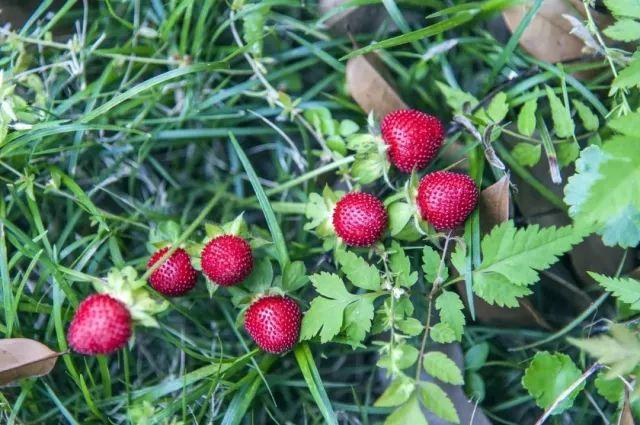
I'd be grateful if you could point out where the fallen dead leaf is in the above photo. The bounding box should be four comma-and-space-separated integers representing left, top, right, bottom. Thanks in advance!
479, 174, 510, 234
620, 389, 636, 425
0, 339, 62, 386
346, 54, 408, 119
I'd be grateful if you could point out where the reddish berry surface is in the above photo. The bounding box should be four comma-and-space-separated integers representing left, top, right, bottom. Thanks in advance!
147, 247, 197, 296
67, 294, 132, 355
417, 171, 478, 230
332, 192, 388, 247
201, 235, 253, 286
381, 109, 445, 173
244, 295, 301, 354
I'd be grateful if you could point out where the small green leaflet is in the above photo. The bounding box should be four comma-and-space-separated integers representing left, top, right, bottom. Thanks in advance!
612, 57, 640, 92
336, 250, 380, 290
422, 245, 448, 283
435, 291, 465, 341
384, 395, 427, 425
545, 86, 574, 139
419, 382, 460, 423
589, 272, 640, 310
390, 241, 418, 287
511, 142, 541, 167
374, 375, 415, 407
436, 81, 478, 113
474, 273, 532, 307
422, 351, 464, 385
604, 19, 640, 41
517, 98, 537, 137
594, 373, 624, 404
388, 202, 415, 236
572, 100, 599, 131
300, 273, 375, 344
486, 92, 508, 123
431, 322, 456, 343
608, 111, 640, 135
569, 325, 640, 378
604, 0, 640, 19
521, 352, 584, 414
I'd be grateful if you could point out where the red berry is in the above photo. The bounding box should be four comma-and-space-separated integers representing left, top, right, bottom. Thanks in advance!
381, 109, 445, 173
244, 295, 301, 354
201, 235, 253, 286
332, 192, 388, 247
147, 247, 197, 296
417, 171, 478, 230
67, 294, 132, 355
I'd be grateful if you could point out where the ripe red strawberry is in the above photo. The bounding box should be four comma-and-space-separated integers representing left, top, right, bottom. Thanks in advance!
381, 109, 445, 173
67, 294, 132, 355
147, 247, 197, 296
332, 192, 388, 247
417, 171, 478, 230
244, 295, 301, 354
201, 235, 253, 286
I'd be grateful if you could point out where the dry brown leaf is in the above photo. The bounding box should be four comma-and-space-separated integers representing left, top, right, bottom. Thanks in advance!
502, 0, 608, 63
479, 174, 510, 234
620, 389, 636, 425
346, 54, 408, 119
0, 339, 61, 386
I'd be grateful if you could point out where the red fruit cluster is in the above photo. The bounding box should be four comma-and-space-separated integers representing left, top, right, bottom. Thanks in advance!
381, 109, 444, 173
417, 171, 478, 230
332, 192, 388, 247
147, 247, 197, 296
67, 294, 132, 355
201, 235, 254, 286
244, 295, 301, 354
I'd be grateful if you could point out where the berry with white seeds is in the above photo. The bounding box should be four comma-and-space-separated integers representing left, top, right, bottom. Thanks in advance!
381, 109, 445, 173
201, 235, 253, 286
332, 192, 388, 247
416, 171, 478, 230
244, 295, 301, 354
67, 294, 132, 355
147, 247, 197, 296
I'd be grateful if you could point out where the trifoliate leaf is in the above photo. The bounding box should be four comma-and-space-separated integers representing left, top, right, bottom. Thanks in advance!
545, 86, 574, 139
390, 241, 418, 288
336, 250, 380, 290
423, 351, 464, 385
435, 291, 465, 341
589, 272, 640, 310
569, 325, 640, 378
431, 322, 456, 343
594, 372, 624, 404
512, 143, 541, 167
375, 375, 416, 407
517, 98, 537, 137
419, 382, 460, 423
384, 395, 427, 425
572, 100, 599, 131
475, 221, 586, 287
487, 92, 508, 123
422, 245, 448, 284
522, 352, 584, 414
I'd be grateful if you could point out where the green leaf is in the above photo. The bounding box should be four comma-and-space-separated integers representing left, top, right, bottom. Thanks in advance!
589, 272, 640, 310
343, 297, 375, 345
378, 344, 420, 372
612, 58, 640, 92
521, 352, 584, 414
339, 119, 359, 137
390, 241, 418, 288
431, 322, 456, 343
375, 375, 416, 407
242, 258, 273, 292
486, 92, 508, 123
396, 318, 424, 336
556, 140, 580, 167
608, 111, 640, 135
545, 86, 574, 139
604, 0, 640, 18
423, 351, 464, 385
351, 153, 386, 184
436, 81, 478, 113
336, 250, 381, 290
310, 272, 352, 299
511, 143, 541, 167
282, 261, 309, 292
473, 272, 532, 307
388, 202, 415, 236
572, 100, 599, 131
475, 221, 586, 287
419, 382, 460, 423
422, 245, 448, 283
569, 324, 640, 377
435, 291, 465, 341
604, 18, 640, 41
594, 372, 624, 404
517, 98, 537, 137
384, 395, 427, 425
464, 342, 489, 371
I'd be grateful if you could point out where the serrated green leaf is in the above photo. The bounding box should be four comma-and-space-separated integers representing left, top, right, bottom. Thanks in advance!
397, 318, 423, 336
422, 245, 448, 283
473, 272, 532, 307
517, 98, 537, 137
604, 18, 640, 41
300, 297, 348, 343
572, 100, 599, 131
375, 375, 416, 407
336, 250, 380, 290
521, 352, 584, 414
594, 372, 624, 404
390, 241, 418, 288
436, 81, 478, 112
423, 352, 464, 385
343, 297, 375, 345
487, 92, 508, 123
612, 58, 640, 92
545, 86, 574, 139
569, 325, 640, 377
384, 395, 427, 425
511, 143, 541, 167
589, 272, 640, 310
419, 382, 460, 423
431, 322, 456, 343
436, 291, 465, 341
310, 272, 352, 300
604, 0, 640, 19
556, 140, 580, 167
608, 111, 640, 136
378, 344, 419, 371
